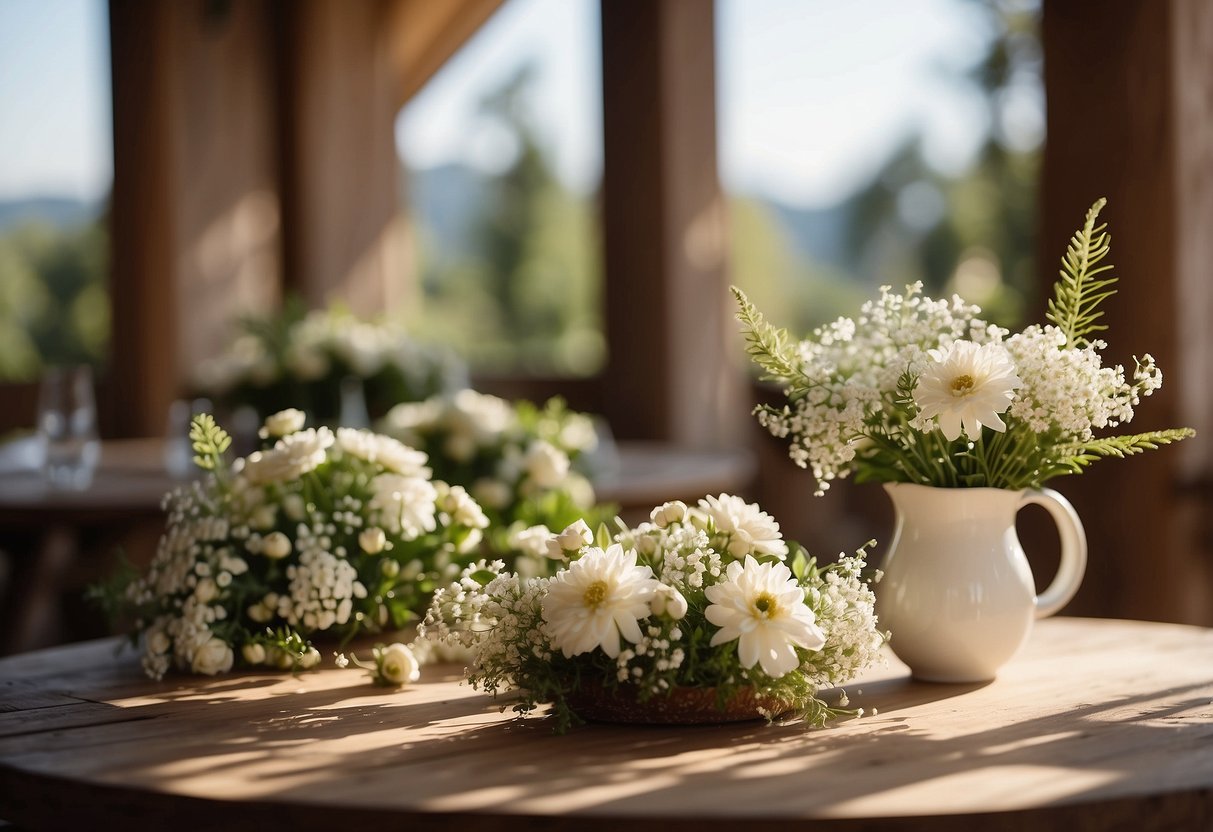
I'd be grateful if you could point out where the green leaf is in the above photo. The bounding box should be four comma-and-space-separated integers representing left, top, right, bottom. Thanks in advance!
1046, 198, 1117, 348
188, 413, 231, 472
790, 546, 808, 581
469, 569, 498, 586
731, 286, 804, 386
594, 522, 612, 551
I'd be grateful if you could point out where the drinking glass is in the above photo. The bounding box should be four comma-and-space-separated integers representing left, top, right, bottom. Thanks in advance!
36, 365, 100, 490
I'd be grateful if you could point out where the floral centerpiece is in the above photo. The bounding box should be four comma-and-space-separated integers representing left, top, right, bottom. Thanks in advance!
379, 390, 614, 561
732, 198, 1194, 683
115, 409, 490, 680
194, 300, 467, 424
420, 494, 886, 731
733, 199, 1193, 494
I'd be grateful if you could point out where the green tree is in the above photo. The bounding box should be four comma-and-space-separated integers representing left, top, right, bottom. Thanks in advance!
0, 218, 109, 380
409, 64, 603, 376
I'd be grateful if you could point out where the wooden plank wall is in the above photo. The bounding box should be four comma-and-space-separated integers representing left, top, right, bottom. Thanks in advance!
1040, 0, 1213, 624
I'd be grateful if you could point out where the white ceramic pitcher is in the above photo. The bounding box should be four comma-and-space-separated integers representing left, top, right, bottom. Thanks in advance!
876, 482, 1087, 683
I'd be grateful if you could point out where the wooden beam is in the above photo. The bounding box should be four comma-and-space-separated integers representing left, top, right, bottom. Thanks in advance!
387, 0, 505, 107
1040, 0, 1213, 624
599, 0, 746, 447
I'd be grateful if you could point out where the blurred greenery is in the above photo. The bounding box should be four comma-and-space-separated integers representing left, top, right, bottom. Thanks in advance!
0, 217, 109, 381
730, 0, 1042, 335
407, 64, 604, 377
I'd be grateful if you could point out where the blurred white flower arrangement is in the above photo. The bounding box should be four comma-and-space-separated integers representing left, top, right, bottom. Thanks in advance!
105, 411, 489, 680
380, 389, 615, 563
194, 300, 467, 424
735, 199, 1193, 495
420, 494, 886, 732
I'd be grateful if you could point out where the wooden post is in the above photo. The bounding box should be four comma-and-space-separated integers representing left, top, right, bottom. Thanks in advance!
277, 0, 409, 315
1040, 0, 1213, 624
599, 0, 746, 447
108, 0, 281, 436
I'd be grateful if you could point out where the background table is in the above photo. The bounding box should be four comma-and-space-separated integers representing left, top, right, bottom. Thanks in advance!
0, 439, 755, 654
1, 617, 1210, 830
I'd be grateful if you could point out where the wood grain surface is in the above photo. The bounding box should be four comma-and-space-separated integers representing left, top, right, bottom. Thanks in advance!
1, 617, 1211, 831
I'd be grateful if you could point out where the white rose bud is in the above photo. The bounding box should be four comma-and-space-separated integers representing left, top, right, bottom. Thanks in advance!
262, 531, 292, 560
650, 500, 688, 528
650, 584, 689, 620
247, 600, 273, 624
359, 527, 387, 554
282, 494, 306, 521
194, 577, 219, 604
260, 408, 306, 439
298, 647, 322, 670
545, 518, 593, 560
242, 643, 266, 665
147, 630, 171, 656
251, 504, 277, 531
377, 642, 420, 686
191, 637, 234, 675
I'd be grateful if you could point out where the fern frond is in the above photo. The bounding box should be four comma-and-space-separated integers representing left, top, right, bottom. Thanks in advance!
190, 413, 232, 472
1055, 427, 1195, 469
731, 286, 803, 384
1046, 197, 1117, 348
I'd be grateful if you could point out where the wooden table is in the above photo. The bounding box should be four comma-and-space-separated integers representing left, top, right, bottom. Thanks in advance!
1, 617, 1210, 830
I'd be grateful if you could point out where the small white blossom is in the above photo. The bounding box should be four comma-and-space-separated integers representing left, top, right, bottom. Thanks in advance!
546, 518, 593, 560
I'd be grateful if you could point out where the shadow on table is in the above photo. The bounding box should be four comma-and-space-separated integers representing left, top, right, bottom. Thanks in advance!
45, 658, 1207, 828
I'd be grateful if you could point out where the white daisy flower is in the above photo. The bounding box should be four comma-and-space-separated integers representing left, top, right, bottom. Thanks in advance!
704, 555, 825, 678
541, 544, 661, 658
697, 494, 788, 560
913, 340, 1021, 442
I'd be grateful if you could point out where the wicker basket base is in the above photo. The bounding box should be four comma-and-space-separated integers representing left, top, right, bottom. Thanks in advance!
566, 683, 790, 725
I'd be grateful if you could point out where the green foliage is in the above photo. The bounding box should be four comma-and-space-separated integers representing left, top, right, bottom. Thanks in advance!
731, 286, 804, 387
1047, 198, 1116, 348
0, 218, 108, 380
736, 203, 1195, 493
189, 413, 232, 472
406, 64, 603, 377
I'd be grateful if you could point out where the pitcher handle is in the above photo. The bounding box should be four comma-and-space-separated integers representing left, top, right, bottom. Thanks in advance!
1020, 488, 1088, 619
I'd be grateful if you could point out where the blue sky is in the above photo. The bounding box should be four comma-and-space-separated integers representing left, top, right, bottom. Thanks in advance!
0, 0, 1020, 209
0, 0, 112, 201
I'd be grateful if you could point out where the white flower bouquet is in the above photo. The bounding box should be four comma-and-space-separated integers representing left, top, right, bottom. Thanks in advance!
194, 300, 466, 423
734, 199, 1193, 494
420, 494, 886, 732
380, 390, 613, 558
116, 410, 490, 680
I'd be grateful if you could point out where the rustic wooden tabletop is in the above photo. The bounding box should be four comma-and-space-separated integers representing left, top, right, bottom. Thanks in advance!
1, 617, 1211, 831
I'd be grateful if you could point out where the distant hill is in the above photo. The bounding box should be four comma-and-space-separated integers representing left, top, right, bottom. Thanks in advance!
767, 199, 854, 271
406, 164, 488, 257
0, 196, 102, 232
406, 162, 859, 273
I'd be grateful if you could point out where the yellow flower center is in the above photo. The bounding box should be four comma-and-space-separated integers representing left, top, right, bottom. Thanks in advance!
753, 592, 779, 619
950, 374, 975, 397
583, 580, 609, 609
